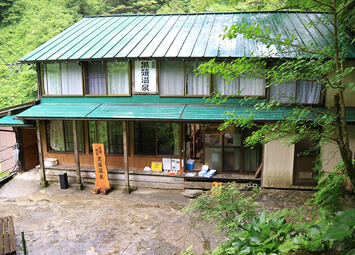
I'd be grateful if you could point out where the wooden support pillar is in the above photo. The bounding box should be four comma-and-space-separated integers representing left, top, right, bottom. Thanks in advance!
73, 120, 84, 190
36, 120, 48, 187
122, 120, 131, 194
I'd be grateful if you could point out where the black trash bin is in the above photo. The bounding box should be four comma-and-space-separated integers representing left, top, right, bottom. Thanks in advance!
59, 172, 69, 189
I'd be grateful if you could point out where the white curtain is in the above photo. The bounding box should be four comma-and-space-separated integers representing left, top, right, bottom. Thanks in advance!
49, 120, 65, 151
160, 61, 184, 95
61, 63, 83, 95
107, 62, 129, 95
185, 61, 210, 95
296, 81, 321, 104
269, 80, 297, 103
87, 62, 106, 94
243, 148, 260, 172
240, 77, 265, 96
44, 64, 61, 95
214, 76, 240, 95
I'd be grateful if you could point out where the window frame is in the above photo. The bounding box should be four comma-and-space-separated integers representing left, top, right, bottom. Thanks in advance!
202, 125, 262, 173
133, 122, 182, 157
41, 62, 84, 97
84, 61, 131, 97
88, 120, 125, 155
158, 60, 212, 97
45, 120, 85, 154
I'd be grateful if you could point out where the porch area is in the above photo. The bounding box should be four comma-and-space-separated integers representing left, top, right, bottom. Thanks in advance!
43, 163, 261, 190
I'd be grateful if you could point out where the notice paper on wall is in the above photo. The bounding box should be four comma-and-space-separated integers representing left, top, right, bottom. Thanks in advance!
171, 159, 180, 171
162, 158, 171, 171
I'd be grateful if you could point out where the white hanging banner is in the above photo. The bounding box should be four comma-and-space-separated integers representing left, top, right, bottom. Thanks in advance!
134, 60, 157, 93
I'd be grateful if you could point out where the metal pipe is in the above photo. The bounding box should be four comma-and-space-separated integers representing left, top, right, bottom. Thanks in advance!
21, 231, 27, 255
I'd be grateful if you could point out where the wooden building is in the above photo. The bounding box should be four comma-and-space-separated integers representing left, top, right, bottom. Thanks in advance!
0, 101, 39, 176
13, 12, 355, 190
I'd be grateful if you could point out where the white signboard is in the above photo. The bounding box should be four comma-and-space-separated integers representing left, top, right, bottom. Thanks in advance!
134, 61, 157, 93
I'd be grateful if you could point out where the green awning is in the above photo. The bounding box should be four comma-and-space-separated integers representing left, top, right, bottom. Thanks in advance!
16, 103, 100, 119
14, 103, 355, 122
87, 104, 186, 120
0, 116, 30, 126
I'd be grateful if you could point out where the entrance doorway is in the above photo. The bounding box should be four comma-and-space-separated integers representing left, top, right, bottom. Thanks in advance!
293, 137, 318, 185
185, 124, 262, 173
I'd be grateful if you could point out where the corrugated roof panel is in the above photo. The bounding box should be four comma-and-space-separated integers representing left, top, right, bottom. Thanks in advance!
0, 116, 27, 126
19, 18, 90, 61
34, 18, 106, 61
19, 12, 355, 61
87, 104, 186, 119
83, 16, 138, 59
204, 14, 225, 57
165, 15, 198, 57
127, 15, 170, 58
178, 14, 207, 57
152, 15, 188, 58
116, 15, 163, 58
140, 15, 180, 57
190, 14, 216, 57
58, 17, 120, 60
16, 104, 100, 118
103, 16, 154, 58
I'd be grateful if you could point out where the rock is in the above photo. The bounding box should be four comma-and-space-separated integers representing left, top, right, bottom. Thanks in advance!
182, 189, 203, 198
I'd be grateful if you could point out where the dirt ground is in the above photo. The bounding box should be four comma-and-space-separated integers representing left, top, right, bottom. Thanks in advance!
0, 169, 314, 255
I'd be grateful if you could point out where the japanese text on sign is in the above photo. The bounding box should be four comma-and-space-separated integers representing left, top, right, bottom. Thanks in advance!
134, 61, 157, 93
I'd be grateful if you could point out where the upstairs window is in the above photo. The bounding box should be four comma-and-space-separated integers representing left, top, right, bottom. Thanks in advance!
85, 62, 130, 95
214, 76, 265, 96
159, 61, 211, 96
269, 80, 321, 104
42, 63, 83, 95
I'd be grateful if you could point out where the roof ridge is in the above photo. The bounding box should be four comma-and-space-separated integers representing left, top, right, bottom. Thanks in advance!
84, 11, 331, 18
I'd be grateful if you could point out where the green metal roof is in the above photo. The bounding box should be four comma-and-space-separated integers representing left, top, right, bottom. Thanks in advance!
0, 116, 28, 126
19, 12, 355, 62
14, 103, 355, 122
16, 103, 100, 119
88, 104, 186, 119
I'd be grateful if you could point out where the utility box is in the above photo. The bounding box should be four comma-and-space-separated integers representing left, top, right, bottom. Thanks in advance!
59, 172, 69, 189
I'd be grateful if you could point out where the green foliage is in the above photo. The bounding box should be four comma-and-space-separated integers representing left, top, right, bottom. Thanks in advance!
182, 183, 257, 234
217, 210, 296, 255
309, 166, 348, 216
0, 170, 9, 179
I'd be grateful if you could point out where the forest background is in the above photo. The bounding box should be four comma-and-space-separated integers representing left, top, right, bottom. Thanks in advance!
0, 0, 354, 108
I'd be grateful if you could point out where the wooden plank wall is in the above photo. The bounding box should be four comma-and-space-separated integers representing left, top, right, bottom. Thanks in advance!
0, 216, 16, 255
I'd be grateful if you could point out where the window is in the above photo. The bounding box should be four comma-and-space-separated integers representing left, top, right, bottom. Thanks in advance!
85, 62, 130, 95
269, 80, 321, 104
134, 122, 181, 156
159, 61, 211, 96
203, 125, 261, 172
88, 121, 123, 154
214, 76, 265, 96
160, 61, 185, 95
42, 63, 83, 95
46, 120, 84, 152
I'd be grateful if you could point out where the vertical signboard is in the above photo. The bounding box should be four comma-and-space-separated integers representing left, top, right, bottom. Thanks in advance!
92, 143, 111, 194
134, 60, 157, 93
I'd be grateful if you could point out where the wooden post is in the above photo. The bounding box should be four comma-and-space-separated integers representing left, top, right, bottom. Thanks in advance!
36, 120, 48, 187
122, 120, 130, 194
73, 120, 84, 190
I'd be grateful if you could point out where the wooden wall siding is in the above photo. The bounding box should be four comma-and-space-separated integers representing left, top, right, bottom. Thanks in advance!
41, 121, 185, 170
45, 168, 185, 190
21, 128, 39, 170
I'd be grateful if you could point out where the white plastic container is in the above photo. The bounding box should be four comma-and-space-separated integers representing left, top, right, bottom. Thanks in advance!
44, 158, 58, 167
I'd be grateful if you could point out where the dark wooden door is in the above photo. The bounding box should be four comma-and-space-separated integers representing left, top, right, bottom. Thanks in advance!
21, 128, 39, 170
293, 138, 318, 186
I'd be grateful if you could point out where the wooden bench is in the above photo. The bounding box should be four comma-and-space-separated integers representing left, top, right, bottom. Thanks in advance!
0, 216, 16, 255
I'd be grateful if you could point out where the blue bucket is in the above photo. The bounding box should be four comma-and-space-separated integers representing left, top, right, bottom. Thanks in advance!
186, 161, 195, 170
